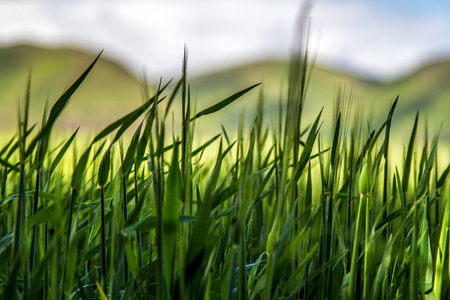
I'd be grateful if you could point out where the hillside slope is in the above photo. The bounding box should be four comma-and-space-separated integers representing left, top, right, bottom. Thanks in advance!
187, 60, 378, 137
1, 45, 449, 141
190, 59, 450, 140
0, 45, 143, 131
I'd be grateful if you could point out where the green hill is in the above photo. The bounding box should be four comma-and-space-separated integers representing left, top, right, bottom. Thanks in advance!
377, 60, 450, 127
1, 45, 449, 142
189, 60, 382, 137
0, 45, 143, 133
189, 59, 450, 141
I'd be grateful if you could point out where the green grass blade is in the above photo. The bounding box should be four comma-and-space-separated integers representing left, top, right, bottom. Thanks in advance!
415, 135, 438, 200
164, 76, 183, 118
383, 96, 398, 159
437, 163, 450, 189
186, 141, 235, 279
135, 116, 152, 171
122, 122, 143, 175
0, 135, 15, 157
0, 158, 19, 170
191, 134, 221, 157
162, 141, 181, 294
99, 186, 108, 293
71, 146, 92, 189
402, 111, 419, 194
27, 203, 59, 228
290, 108, 323, 184
47, 50, 102, 127
355, 130, 375, 169
289, 250, 348, 299
330, 112, 341, 167
98, 148, 111, 188
369, 237, 393, 300
26, 51, 102, 157
49, 127, 79, 175
4, 260, 20, 300
433, 185, 450, 299
188, 83, 261, 123
92, 93, 162, 145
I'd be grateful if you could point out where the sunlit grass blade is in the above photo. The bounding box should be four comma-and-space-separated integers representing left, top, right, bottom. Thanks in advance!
92, 93, 164, 145
98, 147, 111, 292
122, 122, 143, 176
369, 236, 393, 300
436, 163, 450, 190
2, 27, 450, 300
71, 146, 92, 189
383, 96, 398, 159
49, 127, 79, 175
382, 97, 398, 238
11, 78, 31, 298
187, 83, 261, 123
290, 108, 323, 184
415, 134, 439, 200
164, 76, 183, 118
26, 51, 103, 157
185, 141, 235, 294
0, 157, 18, 170
191, 133, 221, 157
433, 185, 450, 299
402, 111, 419, 195
162, 140, 181, 295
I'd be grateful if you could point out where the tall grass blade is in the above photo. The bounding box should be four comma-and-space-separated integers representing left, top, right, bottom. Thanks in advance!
188, 83, 261, 123
382, 97, 398, 238
92, 92, 163, 145
402, 112, 419, 195
415, 135, 438, 200
98, 148, 111, 293
436, 163, 450, 190
290, 108, 323, 184
71, 146, 92, 189
185, 141, 235, 292
26, 51, 103, 157
122, 122, 143, 176
164, 76, 183, 118
162, 141, 181, 295
49, 128, 79, 175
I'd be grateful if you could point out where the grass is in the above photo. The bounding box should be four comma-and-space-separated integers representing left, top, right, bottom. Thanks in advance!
3, 45, 450, 141
1, 37, 450, 300
0, 45, 142, 131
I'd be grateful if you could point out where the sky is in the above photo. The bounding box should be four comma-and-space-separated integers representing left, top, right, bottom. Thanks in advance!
1, 0, 450, 80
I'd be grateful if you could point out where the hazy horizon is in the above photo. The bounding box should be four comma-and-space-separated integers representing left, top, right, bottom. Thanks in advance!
4, 42, 450, 85
2, 0, 450, 81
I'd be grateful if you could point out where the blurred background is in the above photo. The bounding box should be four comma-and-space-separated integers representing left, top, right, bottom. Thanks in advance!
1, 0, 450, 141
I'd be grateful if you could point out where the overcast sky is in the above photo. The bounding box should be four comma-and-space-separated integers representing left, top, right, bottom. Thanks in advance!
1, 0, 450, 80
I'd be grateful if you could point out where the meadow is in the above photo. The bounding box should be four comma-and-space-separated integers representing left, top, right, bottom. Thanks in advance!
1, 43, 450, 300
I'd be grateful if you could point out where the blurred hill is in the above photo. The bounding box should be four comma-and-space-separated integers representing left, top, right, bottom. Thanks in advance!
0, 45, 449, 142
0, 45, 143, 133
189, 59, 450, 142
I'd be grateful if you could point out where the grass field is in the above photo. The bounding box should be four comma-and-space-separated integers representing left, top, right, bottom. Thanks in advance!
2, 45, 450, 141
1, 43, 450, 300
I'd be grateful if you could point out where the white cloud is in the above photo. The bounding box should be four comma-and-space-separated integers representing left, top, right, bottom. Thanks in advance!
0, 0, 300, 78
1, 0, 450, 80
311, 0, 450, 79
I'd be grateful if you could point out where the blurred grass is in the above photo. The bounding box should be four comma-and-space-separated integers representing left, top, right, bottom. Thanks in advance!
1, 40, 450, 300
1, 45, 450, 142
190, 59, 450, 141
